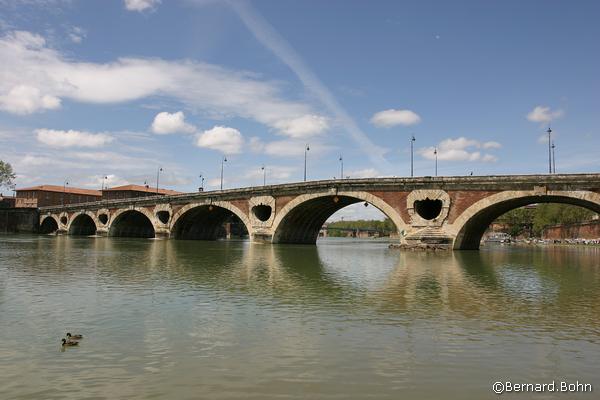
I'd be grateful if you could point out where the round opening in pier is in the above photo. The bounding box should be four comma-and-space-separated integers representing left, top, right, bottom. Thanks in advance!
98, 214, 109, 225
156, 211, 170, 224
252, 205, 272, 222
414, 199, 443, 220
60, 216, 68, 225
40, 217, 59, 234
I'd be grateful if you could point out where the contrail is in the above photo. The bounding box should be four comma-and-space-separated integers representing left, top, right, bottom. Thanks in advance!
226, 0, 391, 170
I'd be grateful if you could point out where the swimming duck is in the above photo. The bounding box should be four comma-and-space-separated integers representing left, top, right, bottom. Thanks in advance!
61, 338, 78, 347
66, 333, 83, 340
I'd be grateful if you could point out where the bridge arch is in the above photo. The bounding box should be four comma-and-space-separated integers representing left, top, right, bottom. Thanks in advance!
109, 208, 156, 238
40, 215, 59, 234
170, 201, 252, 240
67, 211, 98, 236
271, 191, 407, 244
451, 190, 600, 250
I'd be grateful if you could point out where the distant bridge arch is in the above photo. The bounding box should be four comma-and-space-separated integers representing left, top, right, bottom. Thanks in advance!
271, 190, 407, 244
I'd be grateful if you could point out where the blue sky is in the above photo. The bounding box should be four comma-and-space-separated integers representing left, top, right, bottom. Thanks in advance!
0, 0, 598, 218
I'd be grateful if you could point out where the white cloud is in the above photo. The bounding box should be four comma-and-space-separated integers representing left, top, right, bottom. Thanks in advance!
0, 85, 61, 114
346, 168, 380, 178
370, 109, 421, 128
207, 177, 224, 188
482, 154, 498, 162
273, 114, 328, 138
262, 139, 332, 157
248, 136, 264, 152
83, 174, 128, 189
327, 202, 389, 222
243, 165, 295, 182
527, 106, 564, 124
195, 126, 243, 154
151, 111, 196, 134
68, 27, 86, 44
227, 1, 389, 168
418, 137, 500, 162
482, 141, 502, 149
263, 140, 307, 157
0, 30, 329, 137
124, 0, 160, 12
35, 128, 114, 148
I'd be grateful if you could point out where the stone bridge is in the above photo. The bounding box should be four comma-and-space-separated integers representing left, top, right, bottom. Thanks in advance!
38, 174, 600, 250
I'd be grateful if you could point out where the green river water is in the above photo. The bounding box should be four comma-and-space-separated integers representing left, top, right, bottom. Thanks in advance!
0, 235, 598, 399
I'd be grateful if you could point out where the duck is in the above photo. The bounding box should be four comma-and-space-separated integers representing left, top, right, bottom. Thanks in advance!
66, 332, 83, 340
61, 338, 79, 347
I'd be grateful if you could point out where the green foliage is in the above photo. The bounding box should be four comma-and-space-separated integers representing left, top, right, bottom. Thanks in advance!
532, 203, 595, 236
326, 218, 396, 237
495, 204, 595, 237
0, 160, 16, 191
496, 207, 535, 237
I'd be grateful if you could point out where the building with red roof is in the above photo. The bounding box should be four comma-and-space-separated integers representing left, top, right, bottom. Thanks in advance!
101, 184, 183, 201
15, 185, 102, 208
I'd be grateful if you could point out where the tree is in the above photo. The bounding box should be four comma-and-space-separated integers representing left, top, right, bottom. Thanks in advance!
0, 160, 16, 193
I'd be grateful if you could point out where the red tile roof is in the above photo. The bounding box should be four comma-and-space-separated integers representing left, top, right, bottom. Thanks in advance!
103, 184, 183, 195
16, 185, 102, 197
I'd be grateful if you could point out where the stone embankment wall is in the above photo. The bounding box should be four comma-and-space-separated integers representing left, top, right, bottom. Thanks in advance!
542, 220, 600, 239
0, 208, 39, 233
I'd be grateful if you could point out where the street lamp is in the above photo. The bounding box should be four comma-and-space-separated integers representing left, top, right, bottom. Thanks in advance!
220, 156, 227, 190
434, 148, 438, 177
304, 144, 310, 182
261, 165, 266, 186
339, 155, 344, 180
547, 127, 552, 174
199, 174, 204, 192
552, 142, 556, 174
62, 179, 69, 206
156, 167, 163, 193
410, 135, 416, 177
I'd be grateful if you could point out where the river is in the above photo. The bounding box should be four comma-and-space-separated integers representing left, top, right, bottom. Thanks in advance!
0, 235, 598, 399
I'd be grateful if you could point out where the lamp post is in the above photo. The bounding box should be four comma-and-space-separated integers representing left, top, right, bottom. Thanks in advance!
552, 142, 556, 174
156, 167, 163, 194
220, 156, 227, 190
410, 135, 416, 177
339, 155, 344, 180
547, 127, 552, 174
62, 179, 69, 206
261, 165, 266, 186
304, 144, 310, 182
434, 148, 438, 177
199, 174, 204, 192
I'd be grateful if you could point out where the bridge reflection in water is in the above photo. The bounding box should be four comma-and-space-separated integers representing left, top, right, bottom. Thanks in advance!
2, 236, 599, 399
